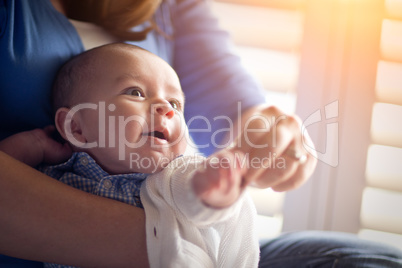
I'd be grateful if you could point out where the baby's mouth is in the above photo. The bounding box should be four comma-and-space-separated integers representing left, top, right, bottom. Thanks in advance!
146, 131, 166, 140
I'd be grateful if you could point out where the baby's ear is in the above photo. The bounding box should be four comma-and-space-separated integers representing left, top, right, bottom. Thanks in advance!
55, 107, 87, 146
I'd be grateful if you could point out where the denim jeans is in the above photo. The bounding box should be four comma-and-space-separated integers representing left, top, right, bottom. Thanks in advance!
259, 231, 402, 268
2, 231, 402, 267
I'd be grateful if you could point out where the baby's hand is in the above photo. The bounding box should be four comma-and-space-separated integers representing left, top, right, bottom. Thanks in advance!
0, 126, 72, 167
192, 149, 248, 208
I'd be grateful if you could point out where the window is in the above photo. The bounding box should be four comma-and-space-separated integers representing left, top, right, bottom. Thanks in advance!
280, 0, 402, 250
212, 0, 402, 249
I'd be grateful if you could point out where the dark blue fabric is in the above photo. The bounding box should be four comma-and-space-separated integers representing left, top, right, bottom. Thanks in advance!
0, 255, 43, 268
259, 231, 402, 268
0, 0, 83, 266
0, 0, 84, 139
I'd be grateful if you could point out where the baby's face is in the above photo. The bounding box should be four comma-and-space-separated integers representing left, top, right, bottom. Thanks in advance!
75, 47, 187, 174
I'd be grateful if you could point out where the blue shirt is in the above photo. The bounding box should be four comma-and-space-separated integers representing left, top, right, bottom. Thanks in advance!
0, 0, 84, 138
39, 152, 148, 208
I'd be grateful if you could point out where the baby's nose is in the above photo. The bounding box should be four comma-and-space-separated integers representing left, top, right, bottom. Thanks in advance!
152, 101, 174, 118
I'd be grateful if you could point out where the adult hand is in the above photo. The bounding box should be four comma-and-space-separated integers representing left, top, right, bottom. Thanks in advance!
0, 126, 72, 167
233, 105, 317, 192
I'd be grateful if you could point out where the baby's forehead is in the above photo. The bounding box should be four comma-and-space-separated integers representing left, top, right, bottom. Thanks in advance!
101, 46, 184, 93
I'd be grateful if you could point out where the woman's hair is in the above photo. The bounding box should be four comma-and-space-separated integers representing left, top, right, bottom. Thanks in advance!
62, 0, 162, 41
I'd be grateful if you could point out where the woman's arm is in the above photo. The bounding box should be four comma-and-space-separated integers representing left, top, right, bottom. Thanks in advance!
172, 0, 267, 156
0, 152, 149, 267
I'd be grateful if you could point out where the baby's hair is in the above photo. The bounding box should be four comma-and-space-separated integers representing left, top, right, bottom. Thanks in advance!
51, 43, 147, 115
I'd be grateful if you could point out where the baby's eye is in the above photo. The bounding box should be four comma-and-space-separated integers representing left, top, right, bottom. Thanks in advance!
125, 88, 144, 97
169, 99, 181, 111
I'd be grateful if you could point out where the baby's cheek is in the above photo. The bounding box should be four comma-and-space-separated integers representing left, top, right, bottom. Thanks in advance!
109, 113, 144, 143
122, 120, 143, 143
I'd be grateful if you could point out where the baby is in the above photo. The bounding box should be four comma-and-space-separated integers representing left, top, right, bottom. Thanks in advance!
0, 43, 259, 267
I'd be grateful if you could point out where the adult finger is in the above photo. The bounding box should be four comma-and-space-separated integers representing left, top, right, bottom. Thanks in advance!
271, 150, 317, 192
265, 127, 317, 191
243, 111, 303, 186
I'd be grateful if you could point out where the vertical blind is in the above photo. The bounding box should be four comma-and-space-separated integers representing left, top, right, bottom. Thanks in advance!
210, 0, 306, 239
359, 0, 402, 250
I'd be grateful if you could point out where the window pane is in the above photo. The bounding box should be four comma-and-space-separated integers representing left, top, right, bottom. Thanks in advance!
376, 60, 402, 105
366, 144, 402, 191
370, 102, 402, 147
380, 19, 402, 62
210, 2, 304, 51
360, 187, 402, 234
235, 46, 300, 93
